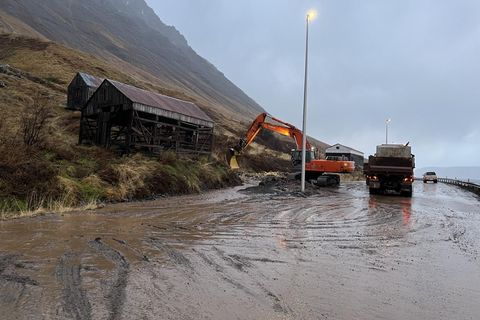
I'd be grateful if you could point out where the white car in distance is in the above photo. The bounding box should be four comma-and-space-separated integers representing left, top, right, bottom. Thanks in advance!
423, 172, 438, 183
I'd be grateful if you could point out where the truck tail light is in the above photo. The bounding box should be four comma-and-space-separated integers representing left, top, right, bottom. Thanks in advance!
403, 176, 414, 183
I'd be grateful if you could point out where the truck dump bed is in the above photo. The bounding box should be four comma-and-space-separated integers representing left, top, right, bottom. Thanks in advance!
368, 156, 414, 174
376, 144, 412, 158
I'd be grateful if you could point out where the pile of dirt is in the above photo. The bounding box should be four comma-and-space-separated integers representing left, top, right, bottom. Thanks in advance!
241, 172, 331, 197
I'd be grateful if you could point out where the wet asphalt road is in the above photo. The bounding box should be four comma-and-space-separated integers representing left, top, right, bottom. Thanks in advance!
0, 182, 479, 320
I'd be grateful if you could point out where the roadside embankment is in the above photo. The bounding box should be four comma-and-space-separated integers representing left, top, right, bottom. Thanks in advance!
0, 144, 240, 219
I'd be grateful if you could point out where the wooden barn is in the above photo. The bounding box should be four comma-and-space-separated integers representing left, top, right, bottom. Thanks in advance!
67, 72, 104, 110
326, 143, 364, 169
79, 79, 214, 155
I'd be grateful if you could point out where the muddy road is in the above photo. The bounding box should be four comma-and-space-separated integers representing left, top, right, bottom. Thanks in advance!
0, 182, 479, 320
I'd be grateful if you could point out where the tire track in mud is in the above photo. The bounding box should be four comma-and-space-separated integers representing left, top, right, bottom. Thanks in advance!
89, 238, 129, 320
196, 250, 257, 297
199, 247, 292, 314
213, 195, 416, 252
0, 254, 41, 320
0, 254, 38, 287
113, 238, 151, 262
213, 247, 253, 273
263, 288, 291, 314
147, 237, 193, 271
442, 215, 479, 259
56, 253, 92, 320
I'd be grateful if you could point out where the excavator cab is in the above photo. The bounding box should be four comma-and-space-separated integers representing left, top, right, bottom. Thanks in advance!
291, 149, 315, 167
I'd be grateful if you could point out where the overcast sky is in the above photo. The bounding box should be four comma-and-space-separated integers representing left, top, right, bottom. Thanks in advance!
146, 0, 480, 169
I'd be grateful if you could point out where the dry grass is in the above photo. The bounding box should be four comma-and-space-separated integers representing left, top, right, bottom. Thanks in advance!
0, 196, 99, 220
0, 34, 289, 218
105, 154, 158, 201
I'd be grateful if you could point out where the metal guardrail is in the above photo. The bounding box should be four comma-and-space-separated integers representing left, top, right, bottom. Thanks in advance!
414, 178, 480, 196
436, 178, 480, 193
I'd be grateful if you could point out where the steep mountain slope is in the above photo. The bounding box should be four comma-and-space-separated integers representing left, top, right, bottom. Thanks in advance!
0, 0, 264, 122
0, 9, 48, 40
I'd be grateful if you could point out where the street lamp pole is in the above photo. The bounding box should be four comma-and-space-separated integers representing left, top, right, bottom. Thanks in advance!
385, 118, 391, 144
301, 11, 315, 193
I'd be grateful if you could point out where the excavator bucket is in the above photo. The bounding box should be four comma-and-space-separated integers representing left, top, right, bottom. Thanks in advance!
226, 148, 240, 169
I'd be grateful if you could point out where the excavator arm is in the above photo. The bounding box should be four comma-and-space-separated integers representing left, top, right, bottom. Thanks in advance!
227, 112, 312, 168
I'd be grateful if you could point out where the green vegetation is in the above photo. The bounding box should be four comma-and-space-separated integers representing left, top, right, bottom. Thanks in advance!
0, 134, 239, 219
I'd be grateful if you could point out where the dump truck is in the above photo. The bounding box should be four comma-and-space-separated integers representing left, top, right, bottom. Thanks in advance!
365, 144, 415, 197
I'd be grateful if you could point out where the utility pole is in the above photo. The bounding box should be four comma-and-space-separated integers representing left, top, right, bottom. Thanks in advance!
301, 10, 316, 192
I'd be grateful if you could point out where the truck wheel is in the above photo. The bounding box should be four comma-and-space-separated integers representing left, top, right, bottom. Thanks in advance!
434, 180, 438, 184
423, 180, 427, 183
369, 188, 377, 195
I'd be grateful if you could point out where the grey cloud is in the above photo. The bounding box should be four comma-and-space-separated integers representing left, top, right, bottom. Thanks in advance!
148, 0, 480, 168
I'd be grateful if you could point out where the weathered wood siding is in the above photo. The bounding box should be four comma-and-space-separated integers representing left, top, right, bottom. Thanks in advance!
67, 73, 103, 110
84, 80, 132, 116
80, 80, 214, 155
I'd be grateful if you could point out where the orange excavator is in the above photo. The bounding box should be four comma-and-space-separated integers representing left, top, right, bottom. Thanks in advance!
227, 113, 355, 186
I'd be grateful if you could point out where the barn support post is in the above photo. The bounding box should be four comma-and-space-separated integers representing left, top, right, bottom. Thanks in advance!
78, 112, 84, 145
125, 109, 134, 154
105, 118, 112, 149
98, 111, 110, 147
209, 128, 215, 154
175, 122, 180, 153
194, 130, 200, 154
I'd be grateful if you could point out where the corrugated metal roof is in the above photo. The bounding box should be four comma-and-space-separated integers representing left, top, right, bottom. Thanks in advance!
326, 143, 364, 156
78, 72, 104, 88
108, 80, 214, 124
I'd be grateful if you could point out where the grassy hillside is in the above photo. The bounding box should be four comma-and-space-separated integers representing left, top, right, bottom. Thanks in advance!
0, 34, 309, 218
0, 30, 337, 218
0, 34, 246, 218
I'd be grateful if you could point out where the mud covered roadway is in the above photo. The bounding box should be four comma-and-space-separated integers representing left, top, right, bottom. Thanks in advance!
0, 181, 479, 320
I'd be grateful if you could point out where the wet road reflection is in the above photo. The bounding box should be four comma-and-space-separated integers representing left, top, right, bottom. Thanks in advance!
0, 182, 479, 319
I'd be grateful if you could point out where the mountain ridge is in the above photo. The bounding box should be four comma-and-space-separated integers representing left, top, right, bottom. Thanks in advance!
0, 0, 264, 123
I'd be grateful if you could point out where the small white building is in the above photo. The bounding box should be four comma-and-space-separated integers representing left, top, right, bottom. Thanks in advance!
325, 144, 364, 169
